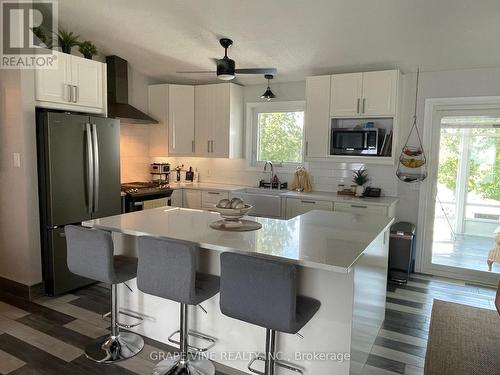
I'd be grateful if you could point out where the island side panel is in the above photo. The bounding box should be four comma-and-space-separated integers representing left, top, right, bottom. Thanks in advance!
112, 232, 356, 375
349, 229, 390, 375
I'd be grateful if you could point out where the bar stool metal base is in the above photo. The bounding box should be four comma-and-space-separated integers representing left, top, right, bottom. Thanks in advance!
85, 331, 144, 363
152, 353, 215, 375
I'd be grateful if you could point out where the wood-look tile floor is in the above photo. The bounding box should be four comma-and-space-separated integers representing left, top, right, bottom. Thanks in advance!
0, 274, 496, 375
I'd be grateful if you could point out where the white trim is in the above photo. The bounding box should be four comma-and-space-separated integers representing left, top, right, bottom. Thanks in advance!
245, 101, 306, 172
417, 96, 500, 286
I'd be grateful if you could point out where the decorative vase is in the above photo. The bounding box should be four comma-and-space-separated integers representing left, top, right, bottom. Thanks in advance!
83, 54, 93, 60
355, 185, 364, 197
61, 45, 71, 54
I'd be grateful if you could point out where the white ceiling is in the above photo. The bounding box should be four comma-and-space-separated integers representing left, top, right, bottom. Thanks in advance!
58, 0, 500, 85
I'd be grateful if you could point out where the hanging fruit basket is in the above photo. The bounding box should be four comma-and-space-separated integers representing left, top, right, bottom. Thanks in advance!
396, 68, 428, 183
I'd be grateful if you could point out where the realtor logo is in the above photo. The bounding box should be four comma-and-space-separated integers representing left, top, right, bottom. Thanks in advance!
1, 0, 58, 68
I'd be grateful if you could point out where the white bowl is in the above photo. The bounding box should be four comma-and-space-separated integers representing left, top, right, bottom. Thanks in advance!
214, 204, 253, 221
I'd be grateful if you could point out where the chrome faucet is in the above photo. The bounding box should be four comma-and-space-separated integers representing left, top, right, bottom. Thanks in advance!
264, 161, 274, 189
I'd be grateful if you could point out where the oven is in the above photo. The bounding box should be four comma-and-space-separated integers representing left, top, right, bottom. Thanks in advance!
121, 182, 174, 213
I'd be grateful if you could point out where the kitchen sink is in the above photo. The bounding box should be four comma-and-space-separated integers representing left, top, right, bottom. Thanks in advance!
230, 188, 286, 218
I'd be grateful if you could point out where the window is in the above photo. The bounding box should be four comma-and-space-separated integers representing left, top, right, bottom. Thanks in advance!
249, 101, 305, 166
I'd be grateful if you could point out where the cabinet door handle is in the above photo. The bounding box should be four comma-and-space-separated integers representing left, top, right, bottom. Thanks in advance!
351, 204, 367, 209
207, 140, 210, 153
305, 141, 308, 156
357, 98, 360, 114
75, 86, 79, 103
211, 140, 214, 153
301, 200, 316, 204
362, 98, 366, 113
192, 140, 195, 152
207, 191, 220, 195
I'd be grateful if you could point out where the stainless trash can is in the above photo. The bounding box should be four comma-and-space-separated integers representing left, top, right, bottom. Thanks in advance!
388, 222, 416, 284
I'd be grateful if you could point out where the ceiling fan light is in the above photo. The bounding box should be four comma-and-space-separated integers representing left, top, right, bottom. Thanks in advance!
218, 74, 235, 80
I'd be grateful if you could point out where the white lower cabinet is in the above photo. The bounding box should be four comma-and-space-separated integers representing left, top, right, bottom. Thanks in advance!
333, 202, 388, 216
183, 190, 202, 209
170, 189, 183, 207
285, 198, 333, 219
201, 190, 229, 211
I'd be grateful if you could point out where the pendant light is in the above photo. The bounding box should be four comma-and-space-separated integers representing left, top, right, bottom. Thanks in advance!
261, 74, 275, 101
396, 68, 428, 183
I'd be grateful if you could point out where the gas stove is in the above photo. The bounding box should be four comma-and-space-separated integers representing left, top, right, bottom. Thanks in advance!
121, 181, 172, 196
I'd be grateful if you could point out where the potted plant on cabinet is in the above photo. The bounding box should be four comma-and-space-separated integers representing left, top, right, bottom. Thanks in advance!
57, 29, 80, 54
78, 41, 97, 60
353, 168, 369, 197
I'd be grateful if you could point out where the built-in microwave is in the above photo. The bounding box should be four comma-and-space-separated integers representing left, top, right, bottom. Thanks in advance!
330, 128, 380, 155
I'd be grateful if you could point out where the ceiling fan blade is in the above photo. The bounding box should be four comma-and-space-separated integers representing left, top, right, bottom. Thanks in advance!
234, 68, 277, 75
177, 70, 216, 74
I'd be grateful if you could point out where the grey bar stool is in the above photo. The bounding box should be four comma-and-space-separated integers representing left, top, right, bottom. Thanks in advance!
65, 225, 144, 363
137, 236, 220, 375
220, 253, 321, 375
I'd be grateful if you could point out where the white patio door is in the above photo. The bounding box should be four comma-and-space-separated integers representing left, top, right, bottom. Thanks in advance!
419, 98, 500, 285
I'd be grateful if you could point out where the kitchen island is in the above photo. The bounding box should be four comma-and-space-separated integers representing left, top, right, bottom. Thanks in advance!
83, 207, 394, 374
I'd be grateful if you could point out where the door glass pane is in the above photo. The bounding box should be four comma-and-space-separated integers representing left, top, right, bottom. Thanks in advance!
432, 118, 499, 274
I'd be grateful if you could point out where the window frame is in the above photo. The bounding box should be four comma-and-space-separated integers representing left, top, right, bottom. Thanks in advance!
246, 100, 306, 170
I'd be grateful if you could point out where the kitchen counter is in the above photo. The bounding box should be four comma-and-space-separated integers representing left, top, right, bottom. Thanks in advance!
283, 190, 399, 206
82, 207, 391, 374
168, 182, 247, 191
83, 207, 393, 273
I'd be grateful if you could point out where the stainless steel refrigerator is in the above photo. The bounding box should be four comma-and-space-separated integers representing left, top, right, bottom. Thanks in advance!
36, 110, 121, 295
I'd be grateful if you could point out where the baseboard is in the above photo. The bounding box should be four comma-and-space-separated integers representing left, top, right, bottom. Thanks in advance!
0, 276, 44, 301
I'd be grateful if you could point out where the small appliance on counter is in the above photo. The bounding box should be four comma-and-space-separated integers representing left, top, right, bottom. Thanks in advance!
150, 163, 170, 183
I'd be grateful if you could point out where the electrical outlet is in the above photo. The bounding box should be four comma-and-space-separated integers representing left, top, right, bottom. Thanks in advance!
13, 153, 21, 168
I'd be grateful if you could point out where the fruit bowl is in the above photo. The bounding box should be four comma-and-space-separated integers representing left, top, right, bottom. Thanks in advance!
214, 205, 253, 221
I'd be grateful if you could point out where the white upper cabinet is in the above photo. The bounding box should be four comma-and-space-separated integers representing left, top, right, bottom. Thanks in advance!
70, 56, 103, 109
361, 70, 398, 116
35, 52, 72, 104
330, 73, 363, 117
330, 70, 399, 117
195, 83, 243, 158
35, 51, 106, 113
305, 75, 331, 158
168, 85, 195, 156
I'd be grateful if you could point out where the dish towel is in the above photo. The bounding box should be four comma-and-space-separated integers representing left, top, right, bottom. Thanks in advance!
290, 167, 312, 192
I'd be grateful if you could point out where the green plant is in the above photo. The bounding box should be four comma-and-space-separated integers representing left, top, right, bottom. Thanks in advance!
57, 29, 80, 53
353, 168, 369, 186
78, 41, 97, 59
32, 26, 53, 49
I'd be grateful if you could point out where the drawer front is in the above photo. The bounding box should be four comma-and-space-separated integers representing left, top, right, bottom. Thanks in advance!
286, 198, 333, 219
334, 202, 387, 216
201, 190, 229, 209
183, 190, 202, 209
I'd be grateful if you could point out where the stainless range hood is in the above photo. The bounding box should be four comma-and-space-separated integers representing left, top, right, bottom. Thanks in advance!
106, 55, 158, 124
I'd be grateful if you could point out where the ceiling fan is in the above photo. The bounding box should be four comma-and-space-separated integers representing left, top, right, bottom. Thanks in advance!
177, 38, 277, 81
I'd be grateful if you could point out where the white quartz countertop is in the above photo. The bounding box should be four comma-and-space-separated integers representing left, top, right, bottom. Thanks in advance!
164, 182, 399, 207
168, 182, 247, 192
283, 191, 399, 206
82, 208, 394, 273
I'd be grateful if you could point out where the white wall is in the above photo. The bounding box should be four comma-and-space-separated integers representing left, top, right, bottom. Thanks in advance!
0, 70, 42, 286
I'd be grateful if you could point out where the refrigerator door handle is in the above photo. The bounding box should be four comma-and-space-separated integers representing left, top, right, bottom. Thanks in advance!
85, 123, 94, 214
91, 123, 100, 213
